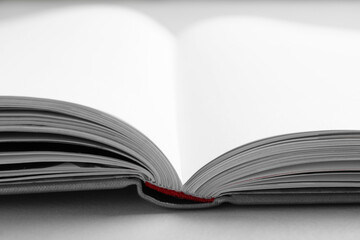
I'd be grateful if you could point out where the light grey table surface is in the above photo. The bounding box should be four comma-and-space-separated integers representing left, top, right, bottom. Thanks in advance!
0, 186, 360, 240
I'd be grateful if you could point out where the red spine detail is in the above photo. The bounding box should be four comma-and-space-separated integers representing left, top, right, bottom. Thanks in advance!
145, 182, 215, 203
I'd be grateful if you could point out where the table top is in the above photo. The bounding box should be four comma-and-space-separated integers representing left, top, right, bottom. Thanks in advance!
1, 186, 360, 240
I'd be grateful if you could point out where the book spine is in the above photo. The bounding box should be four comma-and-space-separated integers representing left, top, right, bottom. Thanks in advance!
145, 182, 215, 203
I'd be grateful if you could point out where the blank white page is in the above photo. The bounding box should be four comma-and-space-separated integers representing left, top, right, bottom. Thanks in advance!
0, 5, 182, 175
177, 17, 360, 182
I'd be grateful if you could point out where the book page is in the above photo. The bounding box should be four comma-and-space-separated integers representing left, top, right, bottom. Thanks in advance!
0, 5, 182, 176
177, 17, 360, 182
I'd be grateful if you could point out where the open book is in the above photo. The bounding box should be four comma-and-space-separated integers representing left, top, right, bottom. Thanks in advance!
2, 6, 360, 208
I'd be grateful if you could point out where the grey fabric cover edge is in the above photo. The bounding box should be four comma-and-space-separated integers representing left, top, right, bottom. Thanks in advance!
1, 177, 360, 208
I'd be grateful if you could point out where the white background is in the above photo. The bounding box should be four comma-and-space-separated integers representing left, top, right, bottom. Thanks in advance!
1, 1, 360, 239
